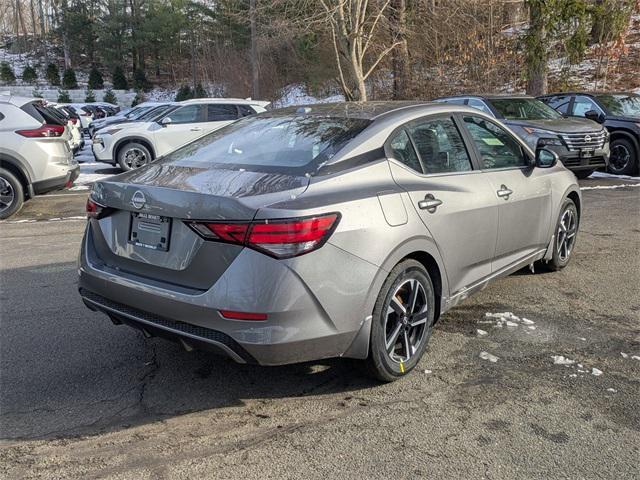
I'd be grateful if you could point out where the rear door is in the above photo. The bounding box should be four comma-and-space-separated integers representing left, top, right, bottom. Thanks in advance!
386, 114, 499, 295
459, 114, 552, 272
152, 104, 206, 156
201, 104, 240, 134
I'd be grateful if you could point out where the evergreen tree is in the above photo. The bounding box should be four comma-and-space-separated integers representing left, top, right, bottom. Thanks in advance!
88, 66, 104, 89
175, 85, 194, 101
133, 69, 150, 91
32, 89, 44, 98
62, 68, 78, 89
103, 89, 118, 104
112, 66, 128, 90
0, 62, 16, 84
131, 90, 145, 106
22, 65, 38, 84
46, 63, 60, 86
85, 89, 96, 102
194, 83, 208, 98
58, 89, 72, 103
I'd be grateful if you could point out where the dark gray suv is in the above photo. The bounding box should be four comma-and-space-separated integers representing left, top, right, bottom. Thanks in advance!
435, 95, 609, 179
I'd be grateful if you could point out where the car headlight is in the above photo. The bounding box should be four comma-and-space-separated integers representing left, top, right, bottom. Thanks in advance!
537, 137, 564, 146
93, 136, 104, 146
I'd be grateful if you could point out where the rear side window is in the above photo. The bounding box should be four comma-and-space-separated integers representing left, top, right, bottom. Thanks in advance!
463, 116, 527, 169
160, 115, 371, 174
572, 96, 602, 117
542, 95, 571, 115
442, 98, 466, 106
207, 104, 239, 121
407, 117, 472, 174
238, 105, 256, 117
168, 105, 204, 124
389, 129, 422, 172
467, 99, 492, 115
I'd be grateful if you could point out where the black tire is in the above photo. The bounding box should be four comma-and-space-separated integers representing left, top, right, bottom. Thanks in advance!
365, 259, 436, 382
0, 168, 25, 220
574, 169, 594, 180
117, 142, 152, 171
544, 198, 579, 272
609, 138, 638, 176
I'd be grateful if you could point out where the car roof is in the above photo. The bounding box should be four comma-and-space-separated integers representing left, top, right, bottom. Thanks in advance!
0, 93, 42, 107
540, 91, 638, 97
178, 97, 270, 107
263, 101, 453, 120
436, 94, 536, 101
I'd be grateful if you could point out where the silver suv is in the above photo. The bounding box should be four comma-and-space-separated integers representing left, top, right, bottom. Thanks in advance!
0, 94, 79, 219
79, 102, 580, 381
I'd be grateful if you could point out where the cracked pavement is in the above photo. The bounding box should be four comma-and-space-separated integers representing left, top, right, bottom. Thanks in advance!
0, 176, 638, 479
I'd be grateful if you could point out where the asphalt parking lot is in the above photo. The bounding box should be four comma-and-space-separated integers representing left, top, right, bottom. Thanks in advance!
0, 175, 639, 479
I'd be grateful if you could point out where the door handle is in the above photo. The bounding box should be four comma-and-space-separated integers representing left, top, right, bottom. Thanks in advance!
190, 127, 203, 132
497, 185, 513, 199
418, 194, 443, 212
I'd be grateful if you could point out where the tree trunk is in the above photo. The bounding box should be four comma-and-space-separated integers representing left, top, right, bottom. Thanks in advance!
250, 0, 259, 99
589, 0, 605, 45
390, 0, 410, 99
38, 0, 48, 65
525, 0, 547, 96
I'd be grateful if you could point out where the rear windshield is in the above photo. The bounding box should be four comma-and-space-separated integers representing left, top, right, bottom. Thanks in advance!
36, 105, 68, 125
159, 115, 371, 174
595, 94, 640, 117
21, 102, 45, 123
490, 98, 562, 120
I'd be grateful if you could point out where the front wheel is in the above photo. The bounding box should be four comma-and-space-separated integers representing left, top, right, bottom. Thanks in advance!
609, 138, 638, 176
544, 199, 579, 271
365, 259, 436, 382
117, 142, 152, 171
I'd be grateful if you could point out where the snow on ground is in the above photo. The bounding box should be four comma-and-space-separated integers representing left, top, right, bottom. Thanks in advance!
272, 84, 345, 108
74, 140, 120, 187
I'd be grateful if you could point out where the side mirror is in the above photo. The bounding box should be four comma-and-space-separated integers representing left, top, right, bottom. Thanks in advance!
535, 148, 558, 168
584, 110, 605, 124
160, 117, 173, 126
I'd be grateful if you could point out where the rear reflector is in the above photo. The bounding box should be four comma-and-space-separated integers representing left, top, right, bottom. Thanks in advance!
219, 310, 268, 321
16, 124, 65, 138
186, 213, 340, 259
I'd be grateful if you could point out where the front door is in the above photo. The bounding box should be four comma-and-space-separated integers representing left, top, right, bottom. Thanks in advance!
153, 104, 207, 156
459, 114, 553, 272
386, 115, 499, 296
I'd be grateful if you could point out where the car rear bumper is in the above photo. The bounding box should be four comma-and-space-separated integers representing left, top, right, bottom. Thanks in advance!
32, 165, 80, 195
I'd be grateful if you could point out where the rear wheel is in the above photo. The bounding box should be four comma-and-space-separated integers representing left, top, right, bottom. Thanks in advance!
574, 169, 594, 180
544, 199, 578, 271
118, 142, 152, 171
365, 259, 436, 382
609, 138, 637, 176
0, 168, 24, 220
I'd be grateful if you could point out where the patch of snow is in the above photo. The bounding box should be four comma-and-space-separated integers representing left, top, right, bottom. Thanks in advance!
581, 184, 640, 191
632, 356, 640, 361
591, 368, 603, 376
272, 84, 344, 108
606, 388, 617, 393
528, 325, 536, 330
569, 374, 577, 378
521, 318, 535, 325
552, 355, 576, 365
477, 329, 488, 336
480, 351, 499, 363
578, 337, 586, 341
589, 171, 639, 180
621, 352, 628, 359
423, 369, 432, 374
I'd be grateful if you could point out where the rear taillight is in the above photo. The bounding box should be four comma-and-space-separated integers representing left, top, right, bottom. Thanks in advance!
86, 198, 111, 219
16, 124, 65, 138
187, 213, 340, 259
70, 118, 78, 125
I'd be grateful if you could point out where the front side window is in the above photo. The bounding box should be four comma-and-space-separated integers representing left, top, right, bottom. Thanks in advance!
159, 115, 371, 174
389, 129, 422, 172
463, 116, 527, 169
167, 105, 203, 124
139, 105, 173, 121
594, 94, 640, 116
572, 96, 602, 117
207, 104, 239, 121
407, 117, 472, 174
467, 99, 492, 115
238, 105, 256, 117
490, 98, 562, 120
542, 95, 571, 114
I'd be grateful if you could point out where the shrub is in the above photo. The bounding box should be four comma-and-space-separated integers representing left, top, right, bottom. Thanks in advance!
62, 68, 78, 89
22, 65, 38, 84
194, 83, 208, 98
88, 66, 104, 89
0, 62, 16, 84
103, 88, 117, 105
85, 89, 96, 102
175, 84, 193, 101
46, 63, 60, 86
132, 69, 150, 91
57, 89, 71, 103
131, 90, 145, 107
112, 65, 128, 90
32, 89, 44, 98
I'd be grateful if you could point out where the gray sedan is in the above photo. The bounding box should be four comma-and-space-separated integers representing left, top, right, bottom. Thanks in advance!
78, 102, 581, 381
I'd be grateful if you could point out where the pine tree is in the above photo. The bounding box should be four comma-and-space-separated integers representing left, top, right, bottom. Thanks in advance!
112, 66, 128, 90
58, 89, 72, 103
88, 66, 104, 89
46, 64, 60, 86
131, 90, 145, 106
0, 62, 16, 84
175, 85, 193, 101
32, 89, 44, 98
103, 89, 118, 105
85, 89, 96, 102
133, 69, 150, 91
194, 83, 208, 98
62, 68, 78, 89
22, 65, 38, 84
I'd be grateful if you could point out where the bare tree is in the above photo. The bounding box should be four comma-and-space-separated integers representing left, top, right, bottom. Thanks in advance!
320, 0, 401, 101
390, 0, 410, 99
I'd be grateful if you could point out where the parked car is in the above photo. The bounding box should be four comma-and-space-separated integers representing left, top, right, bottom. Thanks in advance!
79, 102, 581, 381
0, 94, 79, 219
435, 94, 609, 178
91, 102, 176, 136
40, 103, 84, 154
58, 103, 95, 132
89, 102, 167, 136
538, 92, 640, 175
92, 98, 269, 171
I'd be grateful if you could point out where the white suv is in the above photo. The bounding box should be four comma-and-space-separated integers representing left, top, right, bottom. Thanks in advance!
92, 98, 269, 170
0, 95, 79, 219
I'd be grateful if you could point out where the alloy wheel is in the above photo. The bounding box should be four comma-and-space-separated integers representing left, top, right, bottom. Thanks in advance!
0, 177, 15, 215
384, 278, 429, 363
610, 144, 631, 172
557, 208, 577, 262
123, 147, 149, 169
